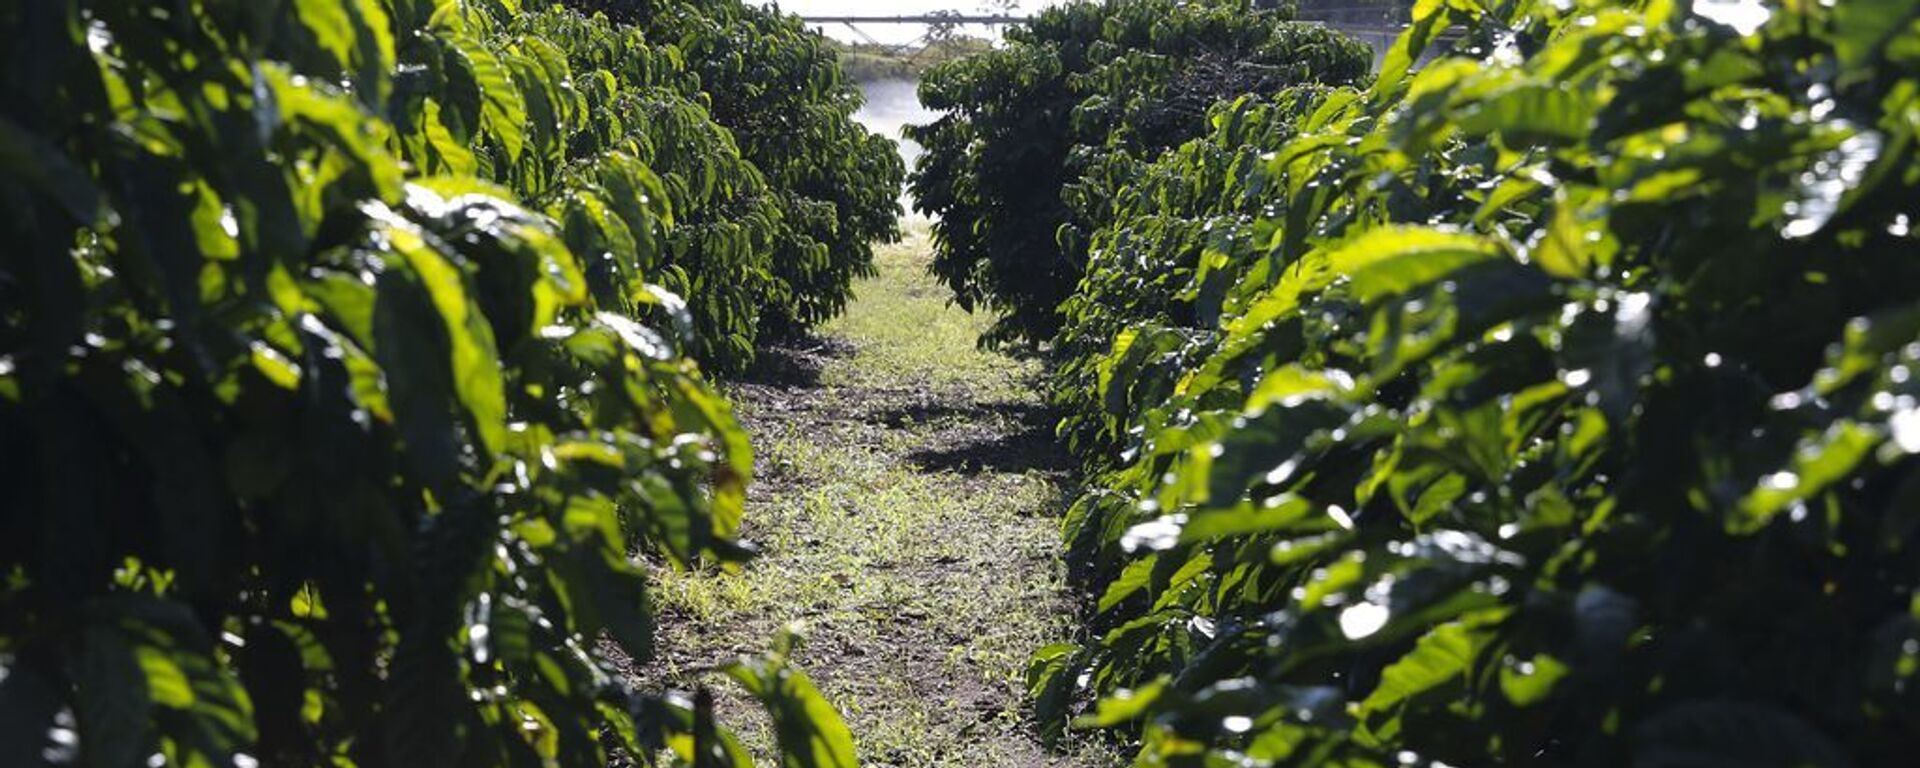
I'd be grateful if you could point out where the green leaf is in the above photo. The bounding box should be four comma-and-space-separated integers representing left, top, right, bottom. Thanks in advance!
1499, 653, 1569, 708
266, 65, 404, 198
1455, 83, 1598, 145
1177, 496, 1315, 543
422, 98, 479, 176
1098, 554, 1158, 613
725, 631, 859, 768
1075, 677, 1168, 728
347, 0, 397, 103
433, 17, 528, 164
292, 0, 357, 71
1835, 0, 1920, 70
1356, 616, 1497, 735
1735, 421, 1880, 534
1326, 226, 1509, 304
134, 645, 194, 710
1531, 198, 1595, 279
377, 209, 508, 460
82, 598, 256, 762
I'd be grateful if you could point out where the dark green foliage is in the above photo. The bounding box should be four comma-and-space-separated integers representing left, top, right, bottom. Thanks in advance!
565, 0, 907, 342
0, 0, 863, 765
1053, 91, 1336, 464
512, 3, 782, 373
907, 0, 1372, 347
1032, 0, 1920, 764
655, 1, 905, 337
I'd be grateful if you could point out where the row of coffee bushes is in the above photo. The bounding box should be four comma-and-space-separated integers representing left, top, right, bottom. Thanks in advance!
653, 1, 905, 336
565, 0, 907, 348
1015, 0, 1920, 764
0, 0, 872, 765
907, 0, 1372, 348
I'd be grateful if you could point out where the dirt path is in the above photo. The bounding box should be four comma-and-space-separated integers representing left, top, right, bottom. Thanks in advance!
643, 222, 1113, 768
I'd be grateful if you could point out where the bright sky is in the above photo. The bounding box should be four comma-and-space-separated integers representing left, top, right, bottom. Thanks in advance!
763, 0, 1065, 44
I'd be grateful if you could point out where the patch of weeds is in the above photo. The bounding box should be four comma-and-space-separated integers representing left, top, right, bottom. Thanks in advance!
821, 223, 1039, 398
643, 230, 1118, 768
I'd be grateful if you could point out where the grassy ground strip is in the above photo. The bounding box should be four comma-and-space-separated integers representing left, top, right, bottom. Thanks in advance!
641, 223, 1115, 768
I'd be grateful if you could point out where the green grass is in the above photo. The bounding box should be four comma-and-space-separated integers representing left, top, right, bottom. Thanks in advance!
644, 222, 1113, 768
821, 220, 1038, 397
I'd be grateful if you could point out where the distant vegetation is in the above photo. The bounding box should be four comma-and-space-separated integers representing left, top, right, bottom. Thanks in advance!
829, 37, 995, 83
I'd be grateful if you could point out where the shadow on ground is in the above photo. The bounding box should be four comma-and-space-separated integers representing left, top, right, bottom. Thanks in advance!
740, 335, 857, 388
906, 423, 1071, 475
638, 227, 1118, 768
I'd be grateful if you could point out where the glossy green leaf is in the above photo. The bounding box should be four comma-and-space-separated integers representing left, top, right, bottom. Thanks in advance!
725, 632, 859, 768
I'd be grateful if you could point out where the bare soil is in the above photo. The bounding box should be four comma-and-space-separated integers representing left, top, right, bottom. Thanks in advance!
629, 231, 1115, 768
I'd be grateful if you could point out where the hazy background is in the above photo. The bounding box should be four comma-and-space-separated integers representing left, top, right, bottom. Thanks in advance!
850, 79, 934, 166
764, 0, 1063, 44
767, 1, 1406, 207
762, 2, 1044, 205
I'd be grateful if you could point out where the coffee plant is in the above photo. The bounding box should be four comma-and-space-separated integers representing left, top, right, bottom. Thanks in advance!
1029, 0, 1920, 764
0, 0, 870, 765
907, 0, 1372, 347
642, 1, 905, 338
562, 0, 907, 344
516, 3, 784, 374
